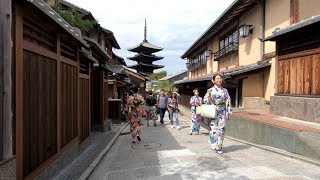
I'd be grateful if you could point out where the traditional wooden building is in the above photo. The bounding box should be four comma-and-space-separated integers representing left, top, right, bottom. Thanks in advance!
11, 0, 100, 179
264, 15, 320, 123
127, 19, 164, 75
175, 0, 320, 116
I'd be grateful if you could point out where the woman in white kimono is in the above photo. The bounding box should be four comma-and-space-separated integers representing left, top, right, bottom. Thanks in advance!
204, 74, 232, 154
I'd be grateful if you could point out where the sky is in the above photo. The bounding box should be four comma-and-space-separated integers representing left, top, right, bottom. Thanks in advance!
67, 0, 235, 75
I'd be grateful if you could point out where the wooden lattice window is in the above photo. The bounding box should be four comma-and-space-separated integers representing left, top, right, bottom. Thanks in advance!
23, 17, 56, 52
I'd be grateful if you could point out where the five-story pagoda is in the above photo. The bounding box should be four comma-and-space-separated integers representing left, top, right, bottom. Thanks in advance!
127, 19, 164, 75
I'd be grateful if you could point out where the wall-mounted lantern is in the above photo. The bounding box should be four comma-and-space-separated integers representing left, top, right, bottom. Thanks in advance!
239, 25, 253, 38
205, 50, 212, 57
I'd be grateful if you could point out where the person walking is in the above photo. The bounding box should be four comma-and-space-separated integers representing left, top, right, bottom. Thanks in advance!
189, 88, 202, 135
204, 73, 232, 154
168, 92, 181, 130
167, 91, 172, 121
157, 89, 168, 127
145, 90, 158, 127
127, 87, 146, 143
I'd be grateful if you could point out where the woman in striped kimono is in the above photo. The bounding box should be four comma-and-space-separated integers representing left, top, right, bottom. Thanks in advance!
204, 74, 232, 154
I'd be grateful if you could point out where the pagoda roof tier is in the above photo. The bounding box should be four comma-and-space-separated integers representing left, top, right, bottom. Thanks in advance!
127, 53, 164, 62
128, 62, 164, 70
128, 40, 163, 54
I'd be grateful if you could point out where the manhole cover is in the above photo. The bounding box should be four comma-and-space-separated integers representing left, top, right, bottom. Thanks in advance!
131, 142, 161, 149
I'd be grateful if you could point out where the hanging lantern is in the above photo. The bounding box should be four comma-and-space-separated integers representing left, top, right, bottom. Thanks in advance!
239, 25, 252, 38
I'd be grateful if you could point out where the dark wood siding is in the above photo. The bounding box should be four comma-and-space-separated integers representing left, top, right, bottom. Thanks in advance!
79, 77, 90, 142
23, 50, 57, 176
60, 62, 78, 148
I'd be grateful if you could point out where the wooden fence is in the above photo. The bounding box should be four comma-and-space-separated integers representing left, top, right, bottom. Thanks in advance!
14, 4, 92, 179
277, 54, 320, 95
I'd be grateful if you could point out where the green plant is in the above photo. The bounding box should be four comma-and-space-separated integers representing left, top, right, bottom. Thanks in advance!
149, 71, 167, 81
51, 5, 96, 31
157, 80, 171, 92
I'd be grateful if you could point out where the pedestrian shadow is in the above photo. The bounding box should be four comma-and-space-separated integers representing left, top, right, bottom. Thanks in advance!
223, 144, 251, 153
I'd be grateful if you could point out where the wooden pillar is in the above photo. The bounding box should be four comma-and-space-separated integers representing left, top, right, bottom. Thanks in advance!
88, 64, 91, 134
0, 0, 13, 161
14, 4, 24, 180
77, 48, 80, 140
290, 0, 299, 24
56, 33, 61, 153
99, 70, 104, 124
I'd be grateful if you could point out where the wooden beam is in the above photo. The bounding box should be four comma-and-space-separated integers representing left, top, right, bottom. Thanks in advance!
278, 47, 320, 61
290, 0, 299, 24
23, 40, 58, 60
14, 3, 24, 180
61, 56, 78, 67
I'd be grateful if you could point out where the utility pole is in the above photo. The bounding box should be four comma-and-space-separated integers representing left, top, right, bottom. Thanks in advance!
0, 0, 13, 160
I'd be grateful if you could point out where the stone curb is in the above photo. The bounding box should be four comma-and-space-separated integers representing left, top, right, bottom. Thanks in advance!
226, 136, 320, 167
78, 122, 129, 180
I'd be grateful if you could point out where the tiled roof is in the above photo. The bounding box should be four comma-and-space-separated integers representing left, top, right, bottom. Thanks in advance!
128, 41, 163, 52
108, 65, 126, 75
264, 14, 320, 41
27, 0, 88, 47
174, 61, 271, 85
159, 70, 187, 81
128, 62, 164, 69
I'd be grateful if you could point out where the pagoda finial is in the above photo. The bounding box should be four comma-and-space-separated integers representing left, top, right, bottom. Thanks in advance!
144, 18, 147, 42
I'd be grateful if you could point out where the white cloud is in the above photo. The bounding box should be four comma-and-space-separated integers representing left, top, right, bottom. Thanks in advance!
67, 0, 234, 74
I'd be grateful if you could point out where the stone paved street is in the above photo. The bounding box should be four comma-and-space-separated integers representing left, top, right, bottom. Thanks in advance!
88, 115, 320, 180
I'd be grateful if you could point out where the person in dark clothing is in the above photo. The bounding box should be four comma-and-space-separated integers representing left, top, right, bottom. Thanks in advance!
145, 90, 158, 126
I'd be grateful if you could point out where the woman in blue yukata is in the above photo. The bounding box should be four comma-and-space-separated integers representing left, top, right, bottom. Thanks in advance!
204, 73, 232, 154
189, 88, 203, 135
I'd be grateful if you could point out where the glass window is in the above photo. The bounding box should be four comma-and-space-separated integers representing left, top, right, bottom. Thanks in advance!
220, 40, 224, 50
233, 31, 238, 43
224, 38, 229, 48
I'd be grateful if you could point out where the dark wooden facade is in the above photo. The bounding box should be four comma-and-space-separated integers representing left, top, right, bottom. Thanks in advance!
13, 2, 93, 179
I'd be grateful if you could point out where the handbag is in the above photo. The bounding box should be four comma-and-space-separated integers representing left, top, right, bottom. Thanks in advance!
200, 104, 217, 118
196, 106, 202, 115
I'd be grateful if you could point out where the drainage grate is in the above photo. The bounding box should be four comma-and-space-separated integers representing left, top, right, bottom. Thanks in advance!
131, 143, 161, 150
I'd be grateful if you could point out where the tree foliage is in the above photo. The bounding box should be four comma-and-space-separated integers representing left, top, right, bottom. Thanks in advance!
149, 71, 167, 80
51, 5, 96, 31
157, 80, 171, 92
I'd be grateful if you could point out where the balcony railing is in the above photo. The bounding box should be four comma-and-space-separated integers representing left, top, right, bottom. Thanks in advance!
213, 42, 238, 61
187, 59, 207, 70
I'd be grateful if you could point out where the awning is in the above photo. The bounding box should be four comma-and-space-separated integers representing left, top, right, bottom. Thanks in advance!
174, 61, 271, 85
264, 14, 320, 41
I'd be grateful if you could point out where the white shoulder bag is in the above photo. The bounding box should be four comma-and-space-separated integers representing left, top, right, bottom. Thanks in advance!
200, 104, 217, 118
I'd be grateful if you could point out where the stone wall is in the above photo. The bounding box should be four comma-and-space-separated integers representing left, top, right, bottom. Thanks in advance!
270, 96, 320, 123
227, 116, 320, 162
